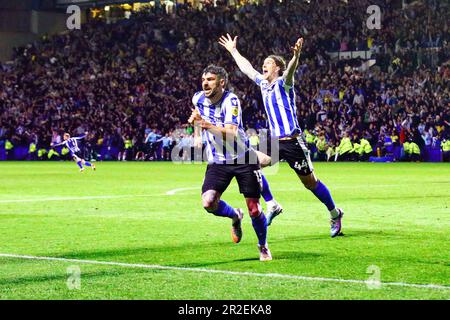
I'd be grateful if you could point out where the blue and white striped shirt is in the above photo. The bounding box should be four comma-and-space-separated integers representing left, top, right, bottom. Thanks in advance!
63, 136, 85, 155
192, 91, 250, 164
254, 75, 301, 138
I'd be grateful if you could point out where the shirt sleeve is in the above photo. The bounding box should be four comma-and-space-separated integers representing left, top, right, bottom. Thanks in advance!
52, 141, 65, 147
254, 73, 264, 86
74, 135, 86, 140
279, 77, 292, 90
192, 92, 202, 107
223, 95, 241, 126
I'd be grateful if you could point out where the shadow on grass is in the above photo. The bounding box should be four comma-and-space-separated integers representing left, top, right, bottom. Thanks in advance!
0, 267, 151, 288
0, 229, 396, 266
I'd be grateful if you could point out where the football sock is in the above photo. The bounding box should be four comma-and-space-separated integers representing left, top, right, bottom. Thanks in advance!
251, 213, 267, 246
261, 174, 274, 202
84, 161, 92, 167
212, 200, 237, 219
76, 161, 83, 169
329, 208, 340, 219
311, 180, 336, 214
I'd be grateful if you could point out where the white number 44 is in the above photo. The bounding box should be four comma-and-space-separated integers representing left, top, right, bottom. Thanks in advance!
294, 160, 308, 171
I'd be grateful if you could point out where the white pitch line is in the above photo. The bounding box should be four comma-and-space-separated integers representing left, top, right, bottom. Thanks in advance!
0, 253, 448, 291
0, 184, 418, 204
0, 195, 158, 204
0, 188, 200, 204
165, 187, 199, 195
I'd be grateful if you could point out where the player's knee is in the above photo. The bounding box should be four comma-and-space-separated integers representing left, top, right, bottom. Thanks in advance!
300, 174, 318, 190
303, 180, 317, 190
202, 193, 219, 213
203, 203, 217, 213
247, 200, 261, 218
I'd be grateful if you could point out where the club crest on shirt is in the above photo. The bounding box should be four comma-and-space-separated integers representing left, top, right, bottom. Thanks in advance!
232, 107, 239, 116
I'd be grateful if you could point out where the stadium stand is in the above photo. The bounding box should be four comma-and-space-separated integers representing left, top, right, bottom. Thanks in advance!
0, 0, 448, 162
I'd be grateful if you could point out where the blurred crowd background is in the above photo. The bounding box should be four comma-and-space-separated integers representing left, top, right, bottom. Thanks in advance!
0, 0, 449, 162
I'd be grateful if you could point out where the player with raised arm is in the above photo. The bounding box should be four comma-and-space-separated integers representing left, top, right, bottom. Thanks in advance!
51, 132, 96, 172
189, 65, 271, 261
219, 34, 344, 237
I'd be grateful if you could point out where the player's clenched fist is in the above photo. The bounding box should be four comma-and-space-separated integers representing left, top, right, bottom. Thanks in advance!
188, 109, 201, 124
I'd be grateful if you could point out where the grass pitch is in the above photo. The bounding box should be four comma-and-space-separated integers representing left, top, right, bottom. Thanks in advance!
0, 161, 449, 299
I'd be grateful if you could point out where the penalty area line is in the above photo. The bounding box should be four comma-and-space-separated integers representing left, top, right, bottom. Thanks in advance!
0, 253, 448, 291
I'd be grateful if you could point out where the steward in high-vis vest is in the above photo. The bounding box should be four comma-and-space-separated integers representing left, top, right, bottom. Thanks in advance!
28, 142, 37, 160
120, 137, 133, 161
336, 132, 353, 161
304, 129, 317, 154
125, 139, 133, 150
358, 138, 373, 161
403, 141, 411, 161
48, 148, 60, 160
315, 134, 328, 161
5, 139, 14, 160
38, 148, 48, 159
409, 141, 421, 162
29, 143, 36, 153
442, 139, 450, 162
61, 147, 70, 157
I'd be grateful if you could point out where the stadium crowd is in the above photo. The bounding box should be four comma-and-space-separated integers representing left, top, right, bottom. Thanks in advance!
0, 0, 449, 162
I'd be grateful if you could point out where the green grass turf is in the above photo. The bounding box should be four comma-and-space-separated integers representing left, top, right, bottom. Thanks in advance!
0, 161, 449, 300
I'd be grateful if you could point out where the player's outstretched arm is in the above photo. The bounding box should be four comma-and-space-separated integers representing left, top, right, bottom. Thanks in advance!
73, 132, 88, 140
50, 141, 64, 148
218, 34, 260, 82
283, 37, 304, 87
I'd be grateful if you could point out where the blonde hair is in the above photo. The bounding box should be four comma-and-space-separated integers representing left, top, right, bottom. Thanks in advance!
267, 55, 286, 74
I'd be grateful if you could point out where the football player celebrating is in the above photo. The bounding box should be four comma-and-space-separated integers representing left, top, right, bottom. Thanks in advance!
51, 132, 96, 172
189, 65, 272, 261
219, 34, 344, 237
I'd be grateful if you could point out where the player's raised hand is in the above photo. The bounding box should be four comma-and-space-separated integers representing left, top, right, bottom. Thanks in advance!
291, 37, 304, 57
218, 34, 238, 53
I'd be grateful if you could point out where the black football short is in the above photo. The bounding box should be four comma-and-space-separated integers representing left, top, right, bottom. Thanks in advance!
71, 151, 82, 159
277, 135, 314, 176
202, 163, 262, 198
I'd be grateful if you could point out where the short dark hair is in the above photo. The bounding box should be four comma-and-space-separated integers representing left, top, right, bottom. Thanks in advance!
267, 55, 286, 73
202, 65, 229, 86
